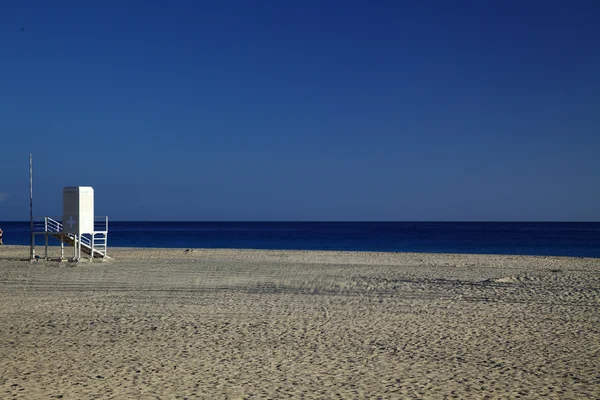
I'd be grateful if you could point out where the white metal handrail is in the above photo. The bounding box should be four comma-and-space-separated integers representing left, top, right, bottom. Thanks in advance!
32, 216, 108, 234
31, 215, 109, 258
47, 217, 62, 233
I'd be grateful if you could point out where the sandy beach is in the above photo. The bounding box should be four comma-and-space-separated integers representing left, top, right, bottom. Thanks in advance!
0, 245, 599, 399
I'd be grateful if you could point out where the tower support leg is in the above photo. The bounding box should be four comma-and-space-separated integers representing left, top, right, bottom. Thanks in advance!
72, 235, 77, 261
30, 233, 35, 261
59, 234, 64, 261
78, 235, 82, 262
90, 233, 94, 262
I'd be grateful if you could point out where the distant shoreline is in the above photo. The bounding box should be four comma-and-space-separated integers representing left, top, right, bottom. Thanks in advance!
2, 245, 599, 263
2, 220, 600, 223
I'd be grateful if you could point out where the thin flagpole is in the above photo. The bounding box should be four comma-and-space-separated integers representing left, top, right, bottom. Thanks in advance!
29, 153, 33, 259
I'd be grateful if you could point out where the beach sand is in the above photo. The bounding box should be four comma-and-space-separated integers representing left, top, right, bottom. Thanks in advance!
1, 245, 599, 399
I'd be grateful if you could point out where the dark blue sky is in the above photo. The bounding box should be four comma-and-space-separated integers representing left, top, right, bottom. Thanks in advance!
1, 0, 599, 221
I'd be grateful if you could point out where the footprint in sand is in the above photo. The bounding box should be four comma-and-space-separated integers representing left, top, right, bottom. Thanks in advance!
493, 276, 518, 283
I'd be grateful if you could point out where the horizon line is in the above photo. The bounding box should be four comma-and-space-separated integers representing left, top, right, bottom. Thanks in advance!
1, 220, 599, 223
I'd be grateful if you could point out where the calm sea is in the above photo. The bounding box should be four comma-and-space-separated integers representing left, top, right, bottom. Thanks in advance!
0, 221, 599, 258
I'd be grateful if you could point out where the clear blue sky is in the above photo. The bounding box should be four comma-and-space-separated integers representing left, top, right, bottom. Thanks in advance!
1, 0, 599, 221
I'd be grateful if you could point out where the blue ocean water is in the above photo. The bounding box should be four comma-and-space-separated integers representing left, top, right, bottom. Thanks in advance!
0, 221, 599, 258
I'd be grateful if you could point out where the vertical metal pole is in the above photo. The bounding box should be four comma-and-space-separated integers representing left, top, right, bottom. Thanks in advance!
29, 154, 34, 260
60, 233, 64, 261
44, 217, 48, 260
105, 216, 108, 259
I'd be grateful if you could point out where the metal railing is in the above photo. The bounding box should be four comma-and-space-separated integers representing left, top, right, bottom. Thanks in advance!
32, 216, 108, 233
32, 216, 61, 233
31, 216, 109, 258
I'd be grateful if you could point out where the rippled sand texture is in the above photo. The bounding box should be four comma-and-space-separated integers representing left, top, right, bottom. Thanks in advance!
1, 246, 599, 399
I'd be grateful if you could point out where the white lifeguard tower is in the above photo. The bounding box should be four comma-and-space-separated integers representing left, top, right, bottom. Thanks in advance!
31, 186, 110, 261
